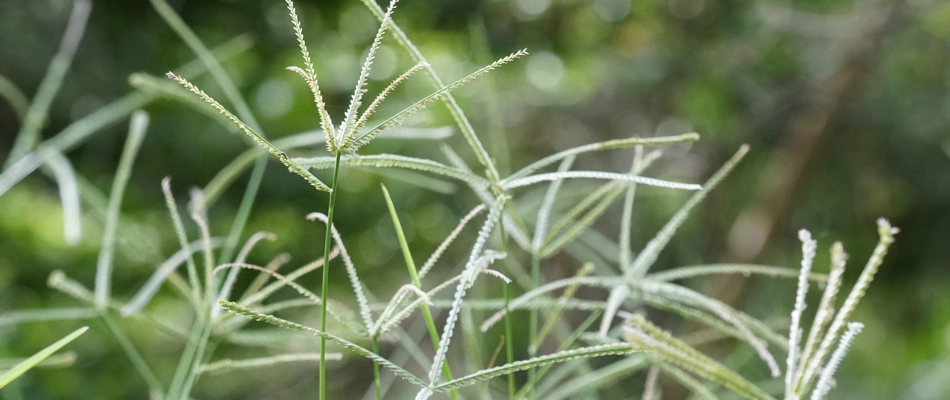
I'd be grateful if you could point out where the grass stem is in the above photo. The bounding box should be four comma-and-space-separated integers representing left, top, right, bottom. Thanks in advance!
372, 337, 382, 400
319, 153, 342, 400
380, 183, 458, 400
165, 319, 204, 400
500, 218, 516, 398
100, 314, 163, 395
526, 253, 540, 399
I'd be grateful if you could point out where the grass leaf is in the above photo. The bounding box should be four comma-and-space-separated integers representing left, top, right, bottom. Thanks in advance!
198, 352, 343, 375
504, 133, 699, 183
0, 327, 89, 389
0, 308, 97, 327
433, 343, 638, 392
0, 35, 253, 198
5, 0, 91, 166
297, 154, 491, 188
650, 264, 828, 282
41, 150, 82, 245
122, 238, 224, 316
351, 49, 528, 152
502, 170, 702, 192
624, 315, 774, 400
95, 111, 149, 308
219, 301, 426, 387
626, 145, 748, 278
166, 73, 330, 192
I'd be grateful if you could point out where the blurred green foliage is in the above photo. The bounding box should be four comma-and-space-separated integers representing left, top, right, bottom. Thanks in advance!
1, 0, 948, 398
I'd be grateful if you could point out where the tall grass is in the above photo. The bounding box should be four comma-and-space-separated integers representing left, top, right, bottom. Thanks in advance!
0, 1, 898, 399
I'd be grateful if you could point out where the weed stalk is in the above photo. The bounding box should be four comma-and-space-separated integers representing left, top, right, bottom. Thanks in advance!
319, 153, 342, 400
500, 219, 516, 398
381, 183, 458, 400
372, 337, 382, 400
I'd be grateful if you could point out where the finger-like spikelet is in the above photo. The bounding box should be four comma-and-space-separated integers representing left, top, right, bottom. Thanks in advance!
166, 72, 331, 192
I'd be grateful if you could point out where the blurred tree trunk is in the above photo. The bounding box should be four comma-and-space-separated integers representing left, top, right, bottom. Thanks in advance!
713, 2, 901, 307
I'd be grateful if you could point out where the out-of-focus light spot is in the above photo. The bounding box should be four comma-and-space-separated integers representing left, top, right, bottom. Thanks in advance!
513, 0, 552, 20
548, 115, 592, 151
267, 1, 312, 39
499, 90, 526, 127
341, 169, 372, 193
415, 203, 449, 242
525, 51, 565, 91
629, 49, 666, 83
367, 45, 398, 81
618, 112, 652, 137
254, 78, 294, 119
922, 2, 950, 39
566, 9, 611, 47
669, 0, 705, 20
360, 225, 398, 266
595, 0, 631, 22
430, 53, 464, 83
615, 21, 653, 57
339, 6, 377, 44
321, 35, 360, 91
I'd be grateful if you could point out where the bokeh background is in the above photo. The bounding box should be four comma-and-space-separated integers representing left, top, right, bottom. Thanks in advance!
1, 0, 948, 398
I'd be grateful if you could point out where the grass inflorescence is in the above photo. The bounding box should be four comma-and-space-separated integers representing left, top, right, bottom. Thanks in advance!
0, 1, 898, 399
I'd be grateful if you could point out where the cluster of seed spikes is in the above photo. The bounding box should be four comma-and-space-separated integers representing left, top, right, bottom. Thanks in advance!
164, 1, 531, 399
167, 0, 527, 191
145, 1, 900, 399
0, 0, 903, 397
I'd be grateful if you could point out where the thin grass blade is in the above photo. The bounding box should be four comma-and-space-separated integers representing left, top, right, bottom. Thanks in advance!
650, 264, 828, 282
351, 50, 528, 151
219, 301, 426, 387
504, 133, 699, 183
0, 35, 253, 198
198, 352, 343, 375
0, 308, 97, 327
624, 316, 774, 400
6, 0, 91, 166
94, 111, 149, 308
433, 343, 637, 392
0, 74, 29, 119
0, 327, 88, 389
358, 0, 500, 180
627, 145, 749, 278
41, 150, 82, 244
296, 154, 491, 188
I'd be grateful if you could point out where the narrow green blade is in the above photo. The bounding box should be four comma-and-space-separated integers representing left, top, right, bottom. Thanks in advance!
0, 326, 89, 389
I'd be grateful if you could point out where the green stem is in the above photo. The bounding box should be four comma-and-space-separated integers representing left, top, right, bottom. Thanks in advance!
166, 319, 204, 400
500, 218, 516, 398
527, 253, 540, 399
372, 337, 382, 400
217, 155, 267, 264
319, 153, 342, 400
533, 264, 594, 351
178, 325, 213, 399
380, 184, 458, 400
100, 314, 164, 395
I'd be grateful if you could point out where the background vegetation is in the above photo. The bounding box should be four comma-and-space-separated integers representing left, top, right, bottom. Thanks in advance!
1, 0, 948, 398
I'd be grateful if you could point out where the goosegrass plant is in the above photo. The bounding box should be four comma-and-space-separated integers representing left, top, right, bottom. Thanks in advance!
0, 0, 900, 399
